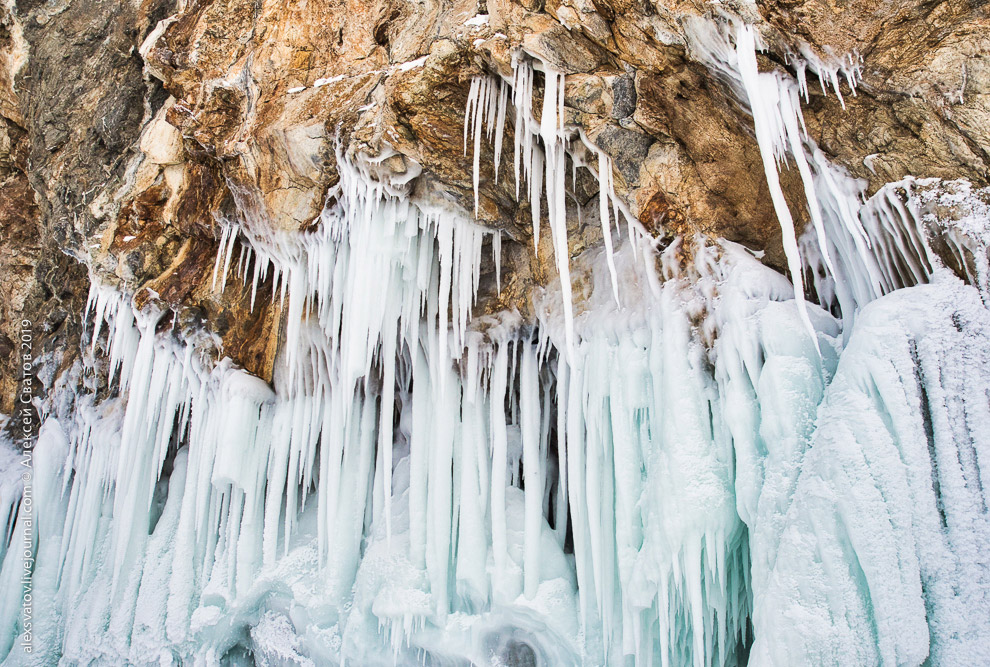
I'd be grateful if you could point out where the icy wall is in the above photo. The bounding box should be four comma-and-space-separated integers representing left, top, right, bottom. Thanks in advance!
2, 7, 990, 667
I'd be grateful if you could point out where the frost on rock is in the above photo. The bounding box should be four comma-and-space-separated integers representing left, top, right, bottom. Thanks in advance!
915, 179, 990, 302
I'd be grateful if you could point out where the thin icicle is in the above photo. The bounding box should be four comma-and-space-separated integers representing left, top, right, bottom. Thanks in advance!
597, 150, 620, 304
734, 23, 818, 348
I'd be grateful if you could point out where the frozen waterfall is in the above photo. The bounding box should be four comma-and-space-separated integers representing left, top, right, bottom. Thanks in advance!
2, 18, 990, 667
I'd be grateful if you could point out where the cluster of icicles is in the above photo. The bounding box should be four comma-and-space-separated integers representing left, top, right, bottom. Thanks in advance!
463, 53, 642, 358
2, 16, 990, 667
685, 18, 942, 334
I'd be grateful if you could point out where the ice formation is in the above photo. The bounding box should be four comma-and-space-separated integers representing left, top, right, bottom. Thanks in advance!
684, 18, 944, 332
464, 55, 640, 357
2, 18, 990, 667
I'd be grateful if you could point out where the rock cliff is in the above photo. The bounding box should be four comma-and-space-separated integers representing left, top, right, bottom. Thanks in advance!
1, 0, 987, 406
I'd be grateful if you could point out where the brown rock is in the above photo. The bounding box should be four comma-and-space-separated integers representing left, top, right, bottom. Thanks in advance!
2, 0, 988, 399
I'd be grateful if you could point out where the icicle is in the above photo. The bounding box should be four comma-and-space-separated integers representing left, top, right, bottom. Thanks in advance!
685, 15, 929, 328
734, 23, 818, 349
778, 85, 835, 275
211, 222, 235, 291
597, 150, 620, 304
463, 77, 480, 158
472, 76, 487, 215
466, 74, 509, 216
494, 79, 509, 182
488, 340, 510, 601
519, 342, 543, 600
493, 230, 502, 293
534, 64, 577, 361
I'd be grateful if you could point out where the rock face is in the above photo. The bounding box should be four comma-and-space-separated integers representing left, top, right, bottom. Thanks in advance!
2, 0, 987, 385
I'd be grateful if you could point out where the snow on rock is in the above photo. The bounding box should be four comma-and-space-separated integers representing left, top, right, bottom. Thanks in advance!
464, 14, 489, 27
916, 179, 990, 302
